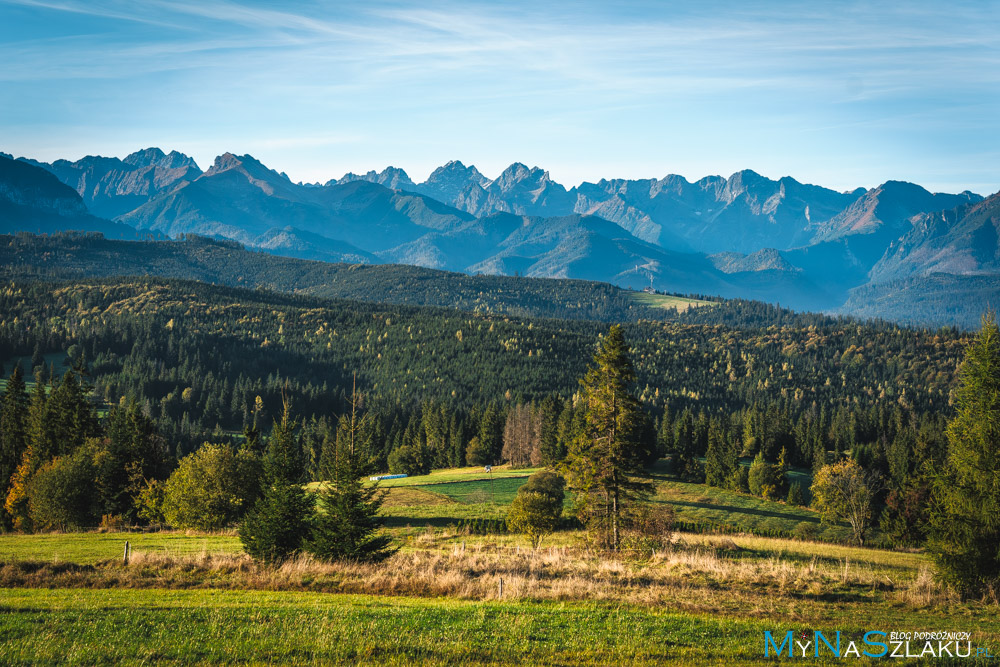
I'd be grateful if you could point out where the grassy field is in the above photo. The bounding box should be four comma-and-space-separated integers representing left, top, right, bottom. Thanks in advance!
0, 588, 776, 666
1, 530, 997, 664
3, 461, 998, 664
0, 531, 241, 565
653, 477, 852, 541
630, 292, 715, 312
370, 465, 539, 487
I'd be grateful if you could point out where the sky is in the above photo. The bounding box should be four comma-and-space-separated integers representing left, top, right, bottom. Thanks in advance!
1, 0, 998, 194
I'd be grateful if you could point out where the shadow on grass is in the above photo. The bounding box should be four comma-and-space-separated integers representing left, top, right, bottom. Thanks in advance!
660, 499, 823, 524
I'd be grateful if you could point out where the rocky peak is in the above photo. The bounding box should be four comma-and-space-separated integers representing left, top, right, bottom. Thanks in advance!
123, 147, 200, 171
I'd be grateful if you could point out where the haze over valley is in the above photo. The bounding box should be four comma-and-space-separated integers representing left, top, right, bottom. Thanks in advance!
2, 147, 996, 328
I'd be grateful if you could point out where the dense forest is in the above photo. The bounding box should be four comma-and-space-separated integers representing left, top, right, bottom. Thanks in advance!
0, 273, 972, 547
2, 232, 865, 329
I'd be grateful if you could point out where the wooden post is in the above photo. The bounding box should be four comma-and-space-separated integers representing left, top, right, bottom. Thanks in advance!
123, 540, 130, 565
498, 577, 504, 598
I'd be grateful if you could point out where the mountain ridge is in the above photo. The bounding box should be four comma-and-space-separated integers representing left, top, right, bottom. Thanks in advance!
4, 146, 997, 327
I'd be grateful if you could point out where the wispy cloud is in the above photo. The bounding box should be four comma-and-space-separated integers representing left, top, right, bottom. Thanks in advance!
0, 0, 997, 191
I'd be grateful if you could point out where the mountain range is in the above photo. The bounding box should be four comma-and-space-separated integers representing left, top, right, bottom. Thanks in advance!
1, 148, 997, 328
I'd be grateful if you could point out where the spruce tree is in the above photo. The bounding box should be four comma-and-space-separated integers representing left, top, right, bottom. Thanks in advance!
928, 313, 1000, 597
0, 364, 29, 528
239, 398, 312, 563
306, 380, 395, 563
704, 419, 736, 488
786, 481, 805, 506
4, 373, 49, 530
562, 325, 651, 550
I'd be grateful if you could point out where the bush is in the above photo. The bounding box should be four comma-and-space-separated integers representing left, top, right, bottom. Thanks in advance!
387, 442, 431, 476
748, 452, 787, 500
520, 470, 565, 500
507, 492, 562, 548
27, 445, 99, 530
162, 444, 261, 530
506, 471, 565, 548
621, 504, 675, 556
792, 521, 820, 540
136, 478, 166, 524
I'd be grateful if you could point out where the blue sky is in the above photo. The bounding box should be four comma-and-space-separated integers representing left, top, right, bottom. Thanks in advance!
1, 0, 998, 193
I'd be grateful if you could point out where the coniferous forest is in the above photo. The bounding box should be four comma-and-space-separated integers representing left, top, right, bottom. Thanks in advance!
0, 272, 972, 553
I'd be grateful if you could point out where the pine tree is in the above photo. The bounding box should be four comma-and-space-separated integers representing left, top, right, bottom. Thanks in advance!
4, 374, 49, 530
562, 325, 652, 550
928, 313, 1000, 597
306, 383, 395, 563
0, 364, 29, 528
239, 397, 312, 563
95, 399, 168, 521
704, 419, 736, 488
786, 481, 805, 506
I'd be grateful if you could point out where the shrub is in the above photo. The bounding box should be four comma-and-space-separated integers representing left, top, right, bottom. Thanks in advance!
748, 452, 787, 500
162, 444, 261, 530
792, 521, 820, 540
27, 445, 99, 530
621, 504, 675, 556
387, 442, 431, 476
136, 478, 166, 524
507, 492, 562, 548
507, 471, 566, 548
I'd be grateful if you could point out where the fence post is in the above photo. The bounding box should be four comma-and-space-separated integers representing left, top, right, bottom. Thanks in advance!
498, 577, 504, 598
123, 540, 130, 565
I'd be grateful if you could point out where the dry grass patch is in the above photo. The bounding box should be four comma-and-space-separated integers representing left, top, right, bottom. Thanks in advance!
0, 534, 967, 622
382, 487, 455, 507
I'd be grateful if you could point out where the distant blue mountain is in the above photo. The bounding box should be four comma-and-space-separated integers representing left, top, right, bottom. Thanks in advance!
5, 146, 997, 326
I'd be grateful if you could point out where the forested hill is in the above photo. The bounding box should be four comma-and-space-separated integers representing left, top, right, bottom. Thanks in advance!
0, 277, 967, 455
4, 232, 857, 329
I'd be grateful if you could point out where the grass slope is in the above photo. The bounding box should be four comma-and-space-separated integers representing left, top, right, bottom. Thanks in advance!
0, 588, 771, 666
630, 292, 715, 312
0, 532, 240, 565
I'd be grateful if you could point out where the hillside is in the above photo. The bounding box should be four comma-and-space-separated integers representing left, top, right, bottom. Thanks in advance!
0, 276, 966, 450
868, 191, 1000, 282
0, 232, 720, 324
0, 155, 146, 239
20, 148, 202, 219
6, 147, 996, 326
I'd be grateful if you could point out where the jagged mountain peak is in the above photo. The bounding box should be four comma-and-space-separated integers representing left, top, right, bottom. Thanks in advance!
123, 147, 200, 171
333, 166, 415, 190
207, 152, 249, 173
423, 160, 489, 185
493, 163, 557, 192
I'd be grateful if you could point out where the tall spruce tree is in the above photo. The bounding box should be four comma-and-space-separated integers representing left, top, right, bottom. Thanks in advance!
5, 375, 48, 530
306, 380, 395, 563
928, 313, 1000, 597
562, 325, 652, 550
704, 419, 737, 488
239, 397, 312, 563
0, 364, 29, 528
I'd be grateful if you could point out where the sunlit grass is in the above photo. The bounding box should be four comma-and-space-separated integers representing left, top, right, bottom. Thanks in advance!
630, 292, 715, 312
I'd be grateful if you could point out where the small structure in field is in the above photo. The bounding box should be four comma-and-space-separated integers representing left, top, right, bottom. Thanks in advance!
369, 474, 408, 482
